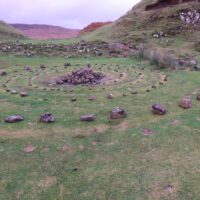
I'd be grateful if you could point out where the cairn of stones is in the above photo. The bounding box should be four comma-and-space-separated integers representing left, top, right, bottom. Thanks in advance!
56, 66, 105, 85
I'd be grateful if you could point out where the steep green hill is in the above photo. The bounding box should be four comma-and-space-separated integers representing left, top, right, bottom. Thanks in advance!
0, 20, 24, 40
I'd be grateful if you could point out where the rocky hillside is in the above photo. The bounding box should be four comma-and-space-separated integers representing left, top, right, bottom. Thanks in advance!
79, 22, 112, 35
0, 21, 24, 40
10, 24, 80, 40
83, 0, 200, 43
81, 0, 200, 69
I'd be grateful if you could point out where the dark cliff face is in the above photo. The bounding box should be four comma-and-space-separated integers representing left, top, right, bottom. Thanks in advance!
145, 0, 199, 10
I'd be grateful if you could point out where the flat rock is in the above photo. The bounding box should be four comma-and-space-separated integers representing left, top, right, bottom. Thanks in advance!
5, 115, 24, 123
40, 113, 55, 123
80, 114, 96, 122
152, 104, 167, 115
179, 97, 192, 109
110, 107, 127, 119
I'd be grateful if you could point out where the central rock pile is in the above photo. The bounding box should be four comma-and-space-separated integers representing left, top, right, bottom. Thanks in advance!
56, 66, 105, 85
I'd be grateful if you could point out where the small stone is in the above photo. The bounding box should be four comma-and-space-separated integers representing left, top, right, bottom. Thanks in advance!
40, 64, 46, 69
197, 94, 200, 101
11, 89, 18, 94
179, 97, 192, 109
40, 113, 55, 123
110, 107, 127, 119
80, 114, 96, 122
88, 96, 96, 101
70, 97, 77, 102
143, 128, 155, 136
20, 91, 28, 97
23, 144, 36, 153
5, 115, 24, 123
0, 70, 6, 76
152, 104, 167, 115
107, 94, 114, 99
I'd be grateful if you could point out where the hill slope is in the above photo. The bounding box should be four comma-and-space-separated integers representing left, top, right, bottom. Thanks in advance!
83, 0, 200, 43
0, 21, 24, 40
10, 24, 80, 40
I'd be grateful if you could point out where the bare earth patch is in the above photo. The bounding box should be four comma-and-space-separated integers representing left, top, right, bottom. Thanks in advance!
38, 176, 57, 189
23, 144, 37, 153
113, 120, 129, 132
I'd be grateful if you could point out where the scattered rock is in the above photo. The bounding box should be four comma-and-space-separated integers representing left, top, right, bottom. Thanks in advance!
171, 119, 182, 126
142, 128, 155, 136
70, 97, 77, 102
152, 31, 167, 39
20, 91, 28, 97
5, 115, 24, 123
24, 66, 32, 72
23, 144, 36, 153
0, 70, 6, 76
110, 107, 127, 119
107, 93, 114, 99
64, 63, 71, 67
179, 97, 192, 109
40, 113, 55, 123
88, 96, 97, 101
152, 104, 167, 115
197, 93, 200, 101
80, 114, 96, 122
40, 64, 46, 69
11, 89, 18, 94
164, 184, 173, 193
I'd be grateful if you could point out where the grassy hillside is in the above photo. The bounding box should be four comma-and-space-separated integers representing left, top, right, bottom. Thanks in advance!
82, 0, 200, 43
0, 20, 25, 40
82, 0, 200, 69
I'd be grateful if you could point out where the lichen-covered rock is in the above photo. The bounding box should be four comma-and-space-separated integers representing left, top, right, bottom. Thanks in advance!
5, 115, 24, 123
110, 107, 127, 119
39, 113, 55, 123
152, 104, 167, 115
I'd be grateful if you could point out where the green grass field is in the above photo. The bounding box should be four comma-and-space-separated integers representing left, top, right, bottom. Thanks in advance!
0, 55, 200, 200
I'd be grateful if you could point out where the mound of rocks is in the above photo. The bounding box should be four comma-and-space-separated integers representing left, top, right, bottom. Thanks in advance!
56, 66, 105, 85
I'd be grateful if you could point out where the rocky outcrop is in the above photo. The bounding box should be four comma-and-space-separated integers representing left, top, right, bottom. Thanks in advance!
146, 0, 199, 11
